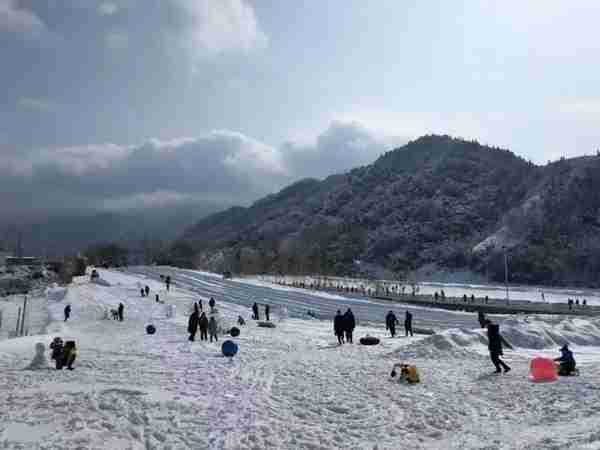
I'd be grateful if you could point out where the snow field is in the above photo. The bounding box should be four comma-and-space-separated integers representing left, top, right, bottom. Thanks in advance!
1, 270, 600, 448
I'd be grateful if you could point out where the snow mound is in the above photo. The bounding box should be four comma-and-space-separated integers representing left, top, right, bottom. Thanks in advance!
394, 316, 600, 359
92, 277, 111, 287
47, 285, 68, 302
23, 342, 51, 370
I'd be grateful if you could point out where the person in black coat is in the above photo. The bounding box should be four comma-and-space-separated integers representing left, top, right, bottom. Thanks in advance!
478, 310, 486, 328
486, 321, 511, 373
145, 285, 150, 297
117, 303, 124, 322
64, 304, 71, 322
166, 275, 171, 291
404, 311, 413, 337
333, 310, 344, 345
252, 302, 259, 320
199, 312, 209, 341
386, 310, 398, 337
265, 304, 270, 321
188, 304, 200, 341
343, 308, 356, 343
140, 288, 145, 297
209, 297, 216, 312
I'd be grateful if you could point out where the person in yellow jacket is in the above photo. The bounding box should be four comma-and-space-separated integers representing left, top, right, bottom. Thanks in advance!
390, 363, 420, 384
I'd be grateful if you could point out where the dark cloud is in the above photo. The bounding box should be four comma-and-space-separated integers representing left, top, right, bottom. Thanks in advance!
0, 121, 401, 219
280, 121, 408, 179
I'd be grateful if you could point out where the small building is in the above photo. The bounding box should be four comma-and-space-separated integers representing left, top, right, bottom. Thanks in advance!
5, 257, 42, 269
0, 252, 12, 267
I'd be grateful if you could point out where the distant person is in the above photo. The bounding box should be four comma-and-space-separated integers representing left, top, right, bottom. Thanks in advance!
265, 304, 270, 321
568, 299, 573, 310
199, 312, 209, 341
155, 294, 160, 303
471, 294, 475, 303
541, 291, 545, 302
188, 305, 199, 342
117, 303, 124, 322
165, 275, 171, 291
486, 320, 511, 373
463, 294, 468, 303
440, 289, 445, 301
434, 292, 439, 301
140, 288, 145, 297
144, 285, 150, 297
209, 297, 216, 312
576, 299, 580, 306
484, 295, 489, 304
404, 311, 413, 337
386, 310, 399, 337
252, 302, 259, 320
583, 299, 587, 306
237, 315, 246, 326
334, 310, 344, 345
554, 344, 576, 376
198, 299, 203, 311
478, 310, 486, 328
64, 304, 71, 322
208, 317, 218, 342
343, 308, 356, 343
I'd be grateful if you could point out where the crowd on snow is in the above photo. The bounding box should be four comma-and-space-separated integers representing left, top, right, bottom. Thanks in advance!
47, 271, 579, 377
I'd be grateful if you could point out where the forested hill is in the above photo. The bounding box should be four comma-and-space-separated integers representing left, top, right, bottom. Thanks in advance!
174, 135, 600, 287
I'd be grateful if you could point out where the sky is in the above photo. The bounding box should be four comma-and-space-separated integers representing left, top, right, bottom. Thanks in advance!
1, 0, 600, 219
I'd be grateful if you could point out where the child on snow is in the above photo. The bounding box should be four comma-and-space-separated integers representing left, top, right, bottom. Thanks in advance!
208, 317, 218, 342
555, 344, 577, 376
390, 363, 420, 384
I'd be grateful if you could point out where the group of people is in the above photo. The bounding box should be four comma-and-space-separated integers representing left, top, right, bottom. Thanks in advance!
252, 302, 270, 321
385, 310, 413, 337
50, 337, 77, 370
484, 319, 577, 376
333, 308, 356, 344
188, 302, 218, 342
140, 285, 150, 297
567, 298, 587, 309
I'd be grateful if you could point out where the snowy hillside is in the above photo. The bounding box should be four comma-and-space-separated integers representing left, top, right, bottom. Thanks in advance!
1, 269, 600, 449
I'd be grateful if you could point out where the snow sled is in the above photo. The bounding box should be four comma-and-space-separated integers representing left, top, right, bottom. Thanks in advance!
146, 325, 156, 335
257, 321, 276, 328
530, 357, 557, 382
359, 336, 380, 346
229, 327, 240, 337
222, 340, 238, 357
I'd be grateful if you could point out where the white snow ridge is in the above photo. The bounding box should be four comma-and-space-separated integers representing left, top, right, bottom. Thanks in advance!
1, 269, 600, 449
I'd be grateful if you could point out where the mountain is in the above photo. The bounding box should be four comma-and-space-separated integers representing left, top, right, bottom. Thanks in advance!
174, 135, 600, 287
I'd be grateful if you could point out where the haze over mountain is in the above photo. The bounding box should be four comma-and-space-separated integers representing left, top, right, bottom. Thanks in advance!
176, 135, 600, 287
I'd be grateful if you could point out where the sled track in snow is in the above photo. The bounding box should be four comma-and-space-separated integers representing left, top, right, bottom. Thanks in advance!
123, 267, 496, 331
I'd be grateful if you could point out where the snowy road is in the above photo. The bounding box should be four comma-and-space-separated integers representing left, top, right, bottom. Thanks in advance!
123, 266, 493, 332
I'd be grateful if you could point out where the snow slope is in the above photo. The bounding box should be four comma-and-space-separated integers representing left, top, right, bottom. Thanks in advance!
1, 270, 600, 449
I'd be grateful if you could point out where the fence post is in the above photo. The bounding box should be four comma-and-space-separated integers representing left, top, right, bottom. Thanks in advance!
20, 296, 27, 337
15, 306, 21, 337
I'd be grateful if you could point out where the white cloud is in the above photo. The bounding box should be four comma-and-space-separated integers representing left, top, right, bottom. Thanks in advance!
0, 0, 44, 34
17, 98, 55, 112
98, 2, 119, 15
104, 31, 128, 50
173, 0, 268, 55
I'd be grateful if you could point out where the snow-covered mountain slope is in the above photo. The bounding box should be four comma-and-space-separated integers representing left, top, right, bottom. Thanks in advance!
1, 270, 600, 449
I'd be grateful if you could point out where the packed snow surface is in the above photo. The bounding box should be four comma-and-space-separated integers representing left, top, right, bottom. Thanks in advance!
1, 268, 600, 449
